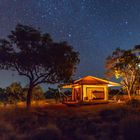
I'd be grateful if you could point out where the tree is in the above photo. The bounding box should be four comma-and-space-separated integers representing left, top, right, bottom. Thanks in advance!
0, 88, 7, 103
46, 87, 62, 103
105, 47, 140, 99
5, 82, 24, 104
0, 24, 79, 108
23, 85, 45, 101
32, 86, 45, 101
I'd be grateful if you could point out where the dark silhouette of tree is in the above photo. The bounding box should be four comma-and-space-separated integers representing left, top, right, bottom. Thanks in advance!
0, 24, 79, 108
45, 87, 71, 103
0, 88, 7, 104
105, 47, 140, 99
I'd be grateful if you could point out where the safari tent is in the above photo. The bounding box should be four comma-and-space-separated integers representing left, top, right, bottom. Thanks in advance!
61, 76, 120, 102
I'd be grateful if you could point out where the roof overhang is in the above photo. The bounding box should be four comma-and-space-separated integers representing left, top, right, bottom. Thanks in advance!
108, 81, 121, 87
60, 84, 73, 89
60, 76, 121, 89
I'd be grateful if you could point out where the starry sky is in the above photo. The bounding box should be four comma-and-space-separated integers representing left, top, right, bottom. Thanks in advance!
0, 0, 140, 88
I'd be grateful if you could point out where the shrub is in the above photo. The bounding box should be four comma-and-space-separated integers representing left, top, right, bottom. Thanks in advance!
126, 99, 140, 108
0, 120, 17, 140
74, 121, 99, 137
29, 123, 62, 140
5, 110, 40, 134
120, 116, 140, 140
99, 108, 127, 122
98, 122, 119, 140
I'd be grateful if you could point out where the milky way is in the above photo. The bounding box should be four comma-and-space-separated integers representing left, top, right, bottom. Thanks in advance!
0, 0, 140, 88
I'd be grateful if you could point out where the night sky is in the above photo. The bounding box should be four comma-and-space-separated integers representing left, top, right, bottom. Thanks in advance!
0, 0, 140, 88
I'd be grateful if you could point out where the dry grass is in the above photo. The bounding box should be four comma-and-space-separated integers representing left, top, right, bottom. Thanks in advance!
0, 102, 139, 140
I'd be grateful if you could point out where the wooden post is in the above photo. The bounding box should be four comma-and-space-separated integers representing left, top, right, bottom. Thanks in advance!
104, 86, 108, 101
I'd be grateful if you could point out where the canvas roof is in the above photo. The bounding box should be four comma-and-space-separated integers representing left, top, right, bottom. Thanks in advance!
61, 75, 120, 88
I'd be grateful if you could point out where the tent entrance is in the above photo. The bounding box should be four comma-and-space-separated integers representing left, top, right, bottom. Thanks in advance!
86, 87, 105, 100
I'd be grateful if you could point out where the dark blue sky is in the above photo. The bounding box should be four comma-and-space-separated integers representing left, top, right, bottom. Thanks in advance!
0, 0, 140, 88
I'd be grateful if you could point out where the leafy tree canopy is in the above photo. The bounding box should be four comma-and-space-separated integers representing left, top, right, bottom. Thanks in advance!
5, 82, 24, 104
0, 24, 80, 108
105, 47, 140, 99
23, 85, 45, 101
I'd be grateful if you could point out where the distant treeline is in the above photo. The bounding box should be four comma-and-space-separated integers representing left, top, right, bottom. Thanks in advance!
0, 82, 72, 105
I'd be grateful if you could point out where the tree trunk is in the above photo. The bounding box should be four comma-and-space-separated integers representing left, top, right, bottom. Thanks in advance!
127, 89, 131, 100
26, 85, 33, 109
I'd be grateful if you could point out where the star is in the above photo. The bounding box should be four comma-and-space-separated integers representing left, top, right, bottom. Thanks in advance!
68, 33, 72, 38
0, 0, 140, 88
125, 21, 128, 25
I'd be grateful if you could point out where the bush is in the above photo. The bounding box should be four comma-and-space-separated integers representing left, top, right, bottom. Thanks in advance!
0, 120, 17, 140
120, 116, 140, 140
99, 108, 127, 122
98, 122, 119, 140
126, 99, 140, 107
12, 113, 39, 134
30, 124, 62, 140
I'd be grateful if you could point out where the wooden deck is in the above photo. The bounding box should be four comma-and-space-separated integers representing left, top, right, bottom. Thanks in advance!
63, 100, 109, 107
